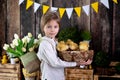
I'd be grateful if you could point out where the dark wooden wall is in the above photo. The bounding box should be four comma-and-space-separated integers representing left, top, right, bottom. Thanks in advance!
0, 0, 120, 61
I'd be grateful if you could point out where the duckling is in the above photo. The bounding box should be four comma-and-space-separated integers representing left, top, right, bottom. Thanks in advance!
79, 41, 89, 51
1, 55, 8, 64
66, 39, 79, 50
57, 41, 69, 51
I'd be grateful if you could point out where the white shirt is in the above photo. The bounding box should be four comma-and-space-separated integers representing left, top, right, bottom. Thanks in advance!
37, 36, 77, 80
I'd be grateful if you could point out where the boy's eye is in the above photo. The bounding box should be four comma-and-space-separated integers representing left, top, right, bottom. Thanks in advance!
54, 26, 58, 28
47, 26, 51, 28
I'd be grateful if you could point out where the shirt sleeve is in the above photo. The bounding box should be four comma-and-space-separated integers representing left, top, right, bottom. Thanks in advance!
37, 40, 77, 68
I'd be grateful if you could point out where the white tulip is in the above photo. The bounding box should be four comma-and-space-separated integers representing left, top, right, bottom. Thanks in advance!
29, 47, 34, 52
14, 33, 19, 39
22, 47, 26, 52
34, 39, 39, 44
12, 39, 18, 46
22, 37, 27, 44
28, 32, 32, 38
3, 44, 9, 50
38, 34, 42, 39
26, 37, 31, 43
10, 43, 15, 48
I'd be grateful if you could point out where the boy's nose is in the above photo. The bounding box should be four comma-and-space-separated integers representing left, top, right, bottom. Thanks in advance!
51, 27, 55, 31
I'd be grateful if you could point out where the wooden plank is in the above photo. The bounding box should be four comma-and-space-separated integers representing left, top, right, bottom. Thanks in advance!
112, 0, 120, 60
94, 75, 99, 80
7, 0, 20, 43
35, 0, 42, 37
0, 77, 18, 80
0, 63, 19, 68
20, 0, 35, 37
0, 68, 18, 73
91, 0, 111, 53
109, 61, 119, 66
65, 68, 93, 80
0, 0, 6, 54
0, 64, 20, 73
66, 74, 92, 78
78, 0, 91, 30
90, 0, 102, 52
0, 73, 18, 77
100, 1, 111, 53
65, 68, 93, 74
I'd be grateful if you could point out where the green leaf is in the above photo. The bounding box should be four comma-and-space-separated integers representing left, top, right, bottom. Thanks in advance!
16, 39, 24, 55
26, 37, 34, 51
7, 48, 20, 57
80, 30, 91, 40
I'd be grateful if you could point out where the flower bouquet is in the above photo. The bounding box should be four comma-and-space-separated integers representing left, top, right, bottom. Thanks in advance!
3, 32, 42, 73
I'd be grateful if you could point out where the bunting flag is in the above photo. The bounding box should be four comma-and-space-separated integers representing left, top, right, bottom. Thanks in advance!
19, 0, 24, 5
43, 5, 49, 14
100, 0, 109, 9
66, 8, 73, 19
18, 0, 119, 18
26, 0, 34, 10
51, 7, 58, 11
112, 0, 118, 4
82, 5, 90, 16
74, 7, 81, 17
91, 2, 99, 13
59, 8, 66, 18
34, 2, 40, 13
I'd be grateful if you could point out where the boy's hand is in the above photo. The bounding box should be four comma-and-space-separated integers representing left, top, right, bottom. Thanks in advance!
86, 59, 92, 65
76, 59, 92, 66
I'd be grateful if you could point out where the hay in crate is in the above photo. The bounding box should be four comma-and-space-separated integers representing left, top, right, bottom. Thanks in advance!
22, 68, 37, 80
58, 50, 94, 62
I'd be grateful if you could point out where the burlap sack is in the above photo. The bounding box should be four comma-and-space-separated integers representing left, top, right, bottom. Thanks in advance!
20, 51, 40, 73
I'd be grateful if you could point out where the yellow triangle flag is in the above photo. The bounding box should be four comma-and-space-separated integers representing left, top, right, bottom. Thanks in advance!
112, 0, 118, 4
43, 5, 50, 14
59, 8, 66, 18
74, 7, 81, 17
91, 2, 99, 13
26, 0, 34, 10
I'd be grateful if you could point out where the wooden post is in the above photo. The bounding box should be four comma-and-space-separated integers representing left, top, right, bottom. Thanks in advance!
0, 0, 7, 54
94, 75, 99, 80
7, 0, 20, 43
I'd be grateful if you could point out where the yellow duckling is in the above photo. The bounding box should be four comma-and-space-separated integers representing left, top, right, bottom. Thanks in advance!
66, 39, 79, 50
79, 41, 89, 51
1, 55, 8, 64
57, 41, 69, 51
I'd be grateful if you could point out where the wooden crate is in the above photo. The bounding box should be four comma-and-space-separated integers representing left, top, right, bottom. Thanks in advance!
0, 63, 21, 80
94, 75, 99, 80
65, 67, 93, 80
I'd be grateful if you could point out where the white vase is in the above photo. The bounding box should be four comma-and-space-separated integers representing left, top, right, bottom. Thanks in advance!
10, 58, 15, 64
80, 65, 85, 68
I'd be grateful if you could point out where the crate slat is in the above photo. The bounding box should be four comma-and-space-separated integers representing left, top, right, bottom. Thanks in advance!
0, 73, 18, 77
65, 68, 93, 74
0, 63, 19, 69
0, 77, 18, 80
0, 68, 19, 73
65, 67, 93, 80
0, 63, 21, 80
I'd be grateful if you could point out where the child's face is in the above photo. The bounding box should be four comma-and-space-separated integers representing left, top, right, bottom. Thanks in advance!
43, 20, 59, 39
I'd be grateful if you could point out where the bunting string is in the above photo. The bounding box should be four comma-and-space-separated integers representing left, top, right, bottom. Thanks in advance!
18, 0, 119, 19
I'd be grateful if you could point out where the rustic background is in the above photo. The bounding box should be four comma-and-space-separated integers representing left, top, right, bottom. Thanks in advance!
0, 0, 120, 61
